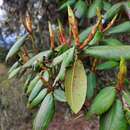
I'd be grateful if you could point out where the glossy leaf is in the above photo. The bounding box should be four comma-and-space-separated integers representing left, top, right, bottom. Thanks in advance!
100, 99, 128, 130
79, 26, 92, 43
123, 2, 130, 19
28, 80, 43, 103
88, 87, 116, 116
43, 71, 49, 82
58, 0, 76, 11
52, 47, 74, 66
6, 34, 28, 61
55, 44, 69, 55
74, 0, 87, 19
86, 72, 96, 100
33, 93, 55, 130
107, 21, 130, 34
104, 2, 123, 21
84, 45, 130, 60
88, 31, 103, 46
103, 1, 112, 11
54, 88, 66, 102
65, 59, 87, 113
23, 74, 33, 92
22, 50, 52, 68
29, 88, 47, 109
125, 108, 130, 125
87, 0, 103, 18
96, 61, 119, 70
8, 66, 21, 79
26, 75, 39, 94
102, 38, 123, 46
8, 61, 20, 74
123, 91, 130, 107
53, 47, 75, 85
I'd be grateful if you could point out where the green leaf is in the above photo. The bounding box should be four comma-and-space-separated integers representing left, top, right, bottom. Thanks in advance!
28, 88, 47, 109
43, 71, 49, 82
33, 93, 55, 130
87, 0, 103, 18
28, 80, 43, 103
54, 88, 66, 102
102, 38, 123, 46
96, 61, 119, 70
58, 0, 76, 11
104, 2, 123, 21
6, 34, 28, 61
74, 0, 87, 19
123, 2, 130, 19
26, 75, 40, 94
79, 26, 92, 43
55, 44, 69, 55
23, 74, 33, 93
65, 59, 87, 113
107, 21, 130, 34
103, 1, 112, 11
84, 45, 130, 60
88, 31, 103, 46
52, 47, 74, 66
125, 108, 130, 125
88, 87, 116, 116
123, 91, 130, 107
53, 47, 75, 85
86, 71, 96, 100
100, 99, 128, 130
8, 61, 20, 74
23, 50, 52, 68
8, 66, 21, 79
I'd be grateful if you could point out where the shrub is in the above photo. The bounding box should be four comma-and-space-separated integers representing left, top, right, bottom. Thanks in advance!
6, 1, 130, 130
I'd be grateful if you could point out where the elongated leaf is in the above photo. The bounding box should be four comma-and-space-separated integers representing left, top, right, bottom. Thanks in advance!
53, 47, 75, 85
74, 0, 87, 19
26, 75, 40, 94
28, 80, 43, 102
58, 0, 76, 11
8, 61, 20, 74
43, 71, 49, 82
55, 44, 69, 55
100, 99, 128, 130
107, 21, 130, 34
104, 2, 123, 21
103, 1, 112, 11
29, 88, 47, 109
6, 34, 28, 61
123, 2, 130, 19
79, 26, 92, 43
88, 87, 116, 116
86, 72, 96, 99
33, 93, 55, 130
88, 31, 103, 46
84, 45, 130, 60
52, 47, 74, 66
125, 108, 130, 125
54, 88, 66, 102
23, 74, 33, 92
8, 66, 21, 79
102, 38, 123, 46
23, 50, 52, 68
87, 0, 103, 18
65, 59, 87, 113
96, 61, 119, 70
123, 91, 130, 107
